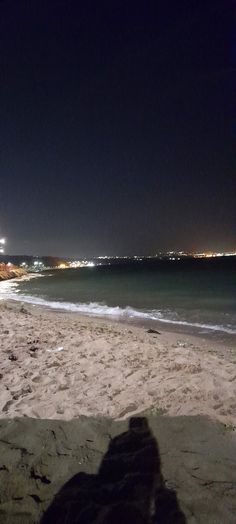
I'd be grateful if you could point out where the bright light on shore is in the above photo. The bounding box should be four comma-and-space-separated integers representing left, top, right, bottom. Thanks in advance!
0, 237, 5, 253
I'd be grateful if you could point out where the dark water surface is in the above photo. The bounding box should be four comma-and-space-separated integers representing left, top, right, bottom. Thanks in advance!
1, 258, 236, 336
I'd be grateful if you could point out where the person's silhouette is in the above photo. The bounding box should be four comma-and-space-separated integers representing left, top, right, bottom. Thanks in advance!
41, 417, 186, 523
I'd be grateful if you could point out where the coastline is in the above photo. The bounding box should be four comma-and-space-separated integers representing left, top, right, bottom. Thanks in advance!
0, 299, 235, 426
1, 270, 236, 344
0, 263, 26, 281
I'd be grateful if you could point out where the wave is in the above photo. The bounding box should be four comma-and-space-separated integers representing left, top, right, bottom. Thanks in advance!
1, 280, 236, 334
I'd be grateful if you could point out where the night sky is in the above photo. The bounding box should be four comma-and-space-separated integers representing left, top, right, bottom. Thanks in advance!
1, 0, 235, 257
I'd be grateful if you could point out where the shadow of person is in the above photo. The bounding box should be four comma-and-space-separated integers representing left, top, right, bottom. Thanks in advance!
41, 417, 186, 524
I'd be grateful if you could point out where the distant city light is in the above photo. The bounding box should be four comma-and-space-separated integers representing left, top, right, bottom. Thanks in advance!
0, 237, 6, 253
68, 260, 96, 268
33, 260, 44, 270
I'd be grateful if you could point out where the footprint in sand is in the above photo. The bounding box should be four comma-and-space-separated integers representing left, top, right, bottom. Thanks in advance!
2, 399, 14, 412
58, 383, 70, 391
213, 403, 223, 410
31, 374, 41, 383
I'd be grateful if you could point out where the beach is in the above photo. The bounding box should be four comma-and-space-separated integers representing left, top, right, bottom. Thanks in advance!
0, 299, 235, 426
0, 299, 236, 523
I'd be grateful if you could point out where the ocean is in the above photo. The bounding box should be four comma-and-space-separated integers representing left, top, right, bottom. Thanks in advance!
1, 257, 236, 336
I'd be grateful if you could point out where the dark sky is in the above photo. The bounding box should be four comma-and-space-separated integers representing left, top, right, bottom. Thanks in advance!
0, 0, 235, 257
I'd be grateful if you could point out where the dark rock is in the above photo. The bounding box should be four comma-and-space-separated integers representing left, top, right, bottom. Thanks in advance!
29, 346, 38, 353
8, 354, 18, 361
147, 329, 161, 335
20, 305, 28, 314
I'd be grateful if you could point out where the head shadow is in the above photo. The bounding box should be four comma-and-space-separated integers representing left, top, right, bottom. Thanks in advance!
41, 416, 186, 523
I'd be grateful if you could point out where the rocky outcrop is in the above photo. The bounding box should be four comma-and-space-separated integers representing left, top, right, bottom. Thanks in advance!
0, 263, 26, 281
0, 415, 235, 523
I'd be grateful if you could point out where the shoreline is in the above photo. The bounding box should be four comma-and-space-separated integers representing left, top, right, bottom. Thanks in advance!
0, 263, 26, 281
0, 299, 235, 426
37, 302, 236, 350
3, 295, 236, 350
1, 271, 236, 344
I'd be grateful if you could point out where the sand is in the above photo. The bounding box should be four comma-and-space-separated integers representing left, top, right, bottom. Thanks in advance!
0, 299, 236, 523
0, 414, 236, 523
0, 300, 235, 426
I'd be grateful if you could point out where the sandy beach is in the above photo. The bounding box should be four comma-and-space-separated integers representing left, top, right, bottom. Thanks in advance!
0, 299, 235, 426
0, 299, 236, 523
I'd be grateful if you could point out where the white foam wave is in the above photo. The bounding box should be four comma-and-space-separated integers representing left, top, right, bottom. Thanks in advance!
1, 283, 236, 334
0, 273, 46, 298
151, 316, 236, 334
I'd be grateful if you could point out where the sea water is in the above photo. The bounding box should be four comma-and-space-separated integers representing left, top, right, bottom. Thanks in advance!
1, 257, 235, 336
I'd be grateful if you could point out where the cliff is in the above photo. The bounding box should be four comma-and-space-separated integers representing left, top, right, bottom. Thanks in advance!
0, 263, 27, 281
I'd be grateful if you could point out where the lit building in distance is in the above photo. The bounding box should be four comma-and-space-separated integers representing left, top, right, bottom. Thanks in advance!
0, 237, 6, 254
